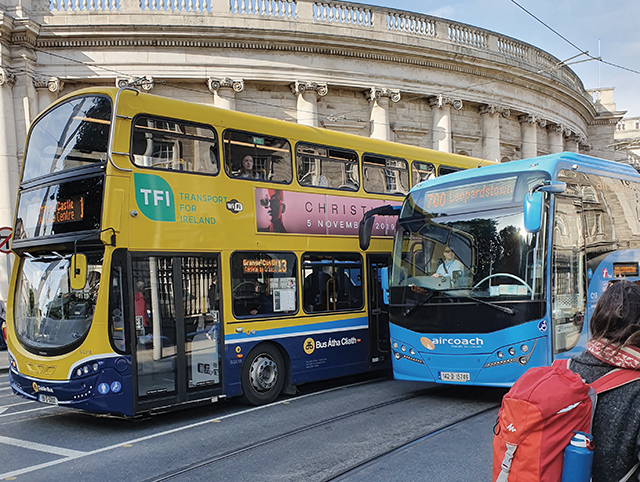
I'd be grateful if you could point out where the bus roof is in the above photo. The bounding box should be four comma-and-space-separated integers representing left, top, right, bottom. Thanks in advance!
409, 152, 640, 194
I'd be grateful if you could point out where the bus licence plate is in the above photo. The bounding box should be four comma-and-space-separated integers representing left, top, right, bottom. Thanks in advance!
439, 371, 471, 382
39, 394, 58, 405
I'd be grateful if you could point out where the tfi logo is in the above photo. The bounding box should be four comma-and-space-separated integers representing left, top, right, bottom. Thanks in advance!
134, 173, 176, 222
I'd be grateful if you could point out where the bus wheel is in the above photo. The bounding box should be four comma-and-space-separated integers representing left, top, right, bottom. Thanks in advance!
240, 344, 285, 406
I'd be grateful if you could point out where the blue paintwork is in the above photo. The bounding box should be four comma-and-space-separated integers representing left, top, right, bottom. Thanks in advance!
224, 317, 373, 397
9, 356, 134, 416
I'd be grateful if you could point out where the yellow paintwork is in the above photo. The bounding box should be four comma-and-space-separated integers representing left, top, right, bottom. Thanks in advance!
7, 87, 495, 381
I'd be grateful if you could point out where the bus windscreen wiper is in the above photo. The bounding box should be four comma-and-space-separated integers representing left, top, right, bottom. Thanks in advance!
401, 286, 437, 316
443, 290, 515, 316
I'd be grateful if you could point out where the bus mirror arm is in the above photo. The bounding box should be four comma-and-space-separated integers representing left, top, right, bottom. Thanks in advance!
359, 205, 400, 251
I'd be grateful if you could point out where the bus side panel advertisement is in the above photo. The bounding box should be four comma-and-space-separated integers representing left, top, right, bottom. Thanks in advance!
255, 188, 400, 236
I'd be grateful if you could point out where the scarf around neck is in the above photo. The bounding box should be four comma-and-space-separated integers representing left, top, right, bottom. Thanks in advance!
587, 339, 640, 370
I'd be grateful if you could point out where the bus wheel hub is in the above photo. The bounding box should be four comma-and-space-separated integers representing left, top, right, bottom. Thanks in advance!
250, 355, 278, 391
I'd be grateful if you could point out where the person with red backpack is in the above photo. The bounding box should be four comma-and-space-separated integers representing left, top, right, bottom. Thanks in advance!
493, 280, 640, 482
568, 280, 640, 482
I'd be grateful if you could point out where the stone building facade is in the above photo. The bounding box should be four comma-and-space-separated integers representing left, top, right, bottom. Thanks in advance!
0, 0, 624, 297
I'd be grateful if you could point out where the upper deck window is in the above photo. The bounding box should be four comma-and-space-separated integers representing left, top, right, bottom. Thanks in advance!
223, 130, 292, 183
296, 143, 359, 191
132, 116, 219, 175
22, 96, 112, 183
411, 161, 436, 186
362, 154, 409, 195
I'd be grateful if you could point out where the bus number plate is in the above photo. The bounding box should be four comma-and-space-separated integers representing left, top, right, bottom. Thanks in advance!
439, 371, 470, 382
39, 394, 58, 405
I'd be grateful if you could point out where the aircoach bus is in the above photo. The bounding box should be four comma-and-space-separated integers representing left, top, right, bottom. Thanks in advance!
5, 86, 492, 416
360, 152, 640, 387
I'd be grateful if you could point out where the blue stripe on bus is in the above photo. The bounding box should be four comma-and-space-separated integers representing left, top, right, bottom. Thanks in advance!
224, 317, 369, 344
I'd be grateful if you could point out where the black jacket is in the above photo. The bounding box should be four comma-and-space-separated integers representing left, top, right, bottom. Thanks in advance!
570, 350, 640, 482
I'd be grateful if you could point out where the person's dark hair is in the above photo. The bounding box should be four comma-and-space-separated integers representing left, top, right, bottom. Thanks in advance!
590, 280, 640, 349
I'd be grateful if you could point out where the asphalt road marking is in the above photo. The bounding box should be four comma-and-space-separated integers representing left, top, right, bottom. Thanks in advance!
0, 435, 86, 457
0, 383, 350, 480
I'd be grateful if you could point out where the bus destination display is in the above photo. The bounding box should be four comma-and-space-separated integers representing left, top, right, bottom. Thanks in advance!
420, 176, 517, 211
38, 195, 85, 225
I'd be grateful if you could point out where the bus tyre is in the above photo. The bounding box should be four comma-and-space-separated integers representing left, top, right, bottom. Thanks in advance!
240, 344, 285, 406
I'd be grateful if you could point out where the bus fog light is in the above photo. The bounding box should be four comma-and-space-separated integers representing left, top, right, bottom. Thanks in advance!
521, 344, 529, 353
497, 351, 504, 359
401, 345, 406, 352
508, 347, 516, 356
394, 352, 401, 360
519, 357, 528, 365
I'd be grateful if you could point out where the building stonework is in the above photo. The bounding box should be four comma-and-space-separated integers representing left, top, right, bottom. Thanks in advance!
0, 0, 627, 297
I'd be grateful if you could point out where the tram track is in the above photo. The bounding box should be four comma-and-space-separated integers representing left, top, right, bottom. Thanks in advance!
321, 404, 500, 482
143, 386, 499, 482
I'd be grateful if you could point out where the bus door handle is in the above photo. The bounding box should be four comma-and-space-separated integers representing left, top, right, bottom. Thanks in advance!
371, 309, 382, 315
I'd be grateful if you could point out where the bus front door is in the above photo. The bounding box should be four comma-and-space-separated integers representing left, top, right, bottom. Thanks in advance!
132, 255, 223, 414
367, 254, 391, 366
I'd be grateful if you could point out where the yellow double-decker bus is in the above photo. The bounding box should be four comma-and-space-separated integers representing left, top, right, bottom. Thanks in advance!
6, 87, 493, 416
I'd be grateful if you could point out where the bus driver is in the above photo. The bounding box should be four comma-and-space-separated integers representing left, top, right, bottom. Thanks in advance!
432, 247, 464, 283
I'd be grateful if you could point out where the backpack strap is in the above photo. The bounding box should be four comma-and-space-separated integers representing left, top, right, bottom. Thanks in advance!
590, 368, 640, 394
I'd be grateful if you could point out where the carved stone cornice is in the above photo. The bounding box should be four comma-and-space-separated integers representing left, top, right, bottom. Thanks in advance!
365, 87, 401, 103
116, 76, 154, 91
290, 81, 328, 97
478, 103, 510, 118
428, 94, 462, 110
0, 68, 16, 87
207, 77, 244, 93
33, 76, 64, 93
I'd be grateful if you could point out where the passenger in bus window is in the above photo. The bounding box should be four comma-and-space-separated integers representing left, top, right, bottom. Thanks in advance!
432, 247, 464, 281
237, 155, 262, 179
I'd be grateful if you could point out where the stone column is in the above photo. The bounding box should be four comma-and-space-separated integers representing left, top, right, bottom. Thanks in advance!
429, 94, 462, 153
207, 77, 244, 111
291, 81, 327, 127
479, 104, 510, 162
519, 114, 544, 159
564, 130, 579, 153
34, 77, 64, 115
548, 124, 564, 153
366, 87, 400, 141
0, 68, 18, 299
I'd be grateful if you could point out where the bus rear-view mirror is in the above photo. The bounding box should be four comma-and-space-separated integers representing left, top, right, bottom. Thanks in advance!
524, 191, 544, 233
70, 253, 87, 291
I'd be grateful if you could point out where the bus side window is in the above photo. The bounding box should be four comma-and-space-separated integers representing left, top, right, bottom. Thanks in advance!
131, 116, 219, 175
302, 253, 363, 313
411, 161, 436, 187
230, 252, 298, 318
362, 153, 409, 195
438, 165, 461, 177
296, 142, 359, 191
223, 129, 292, 183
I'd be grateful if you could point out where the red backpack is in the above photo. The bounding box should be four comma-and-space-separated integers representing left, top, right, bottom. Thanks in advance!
492, 359, 640, 482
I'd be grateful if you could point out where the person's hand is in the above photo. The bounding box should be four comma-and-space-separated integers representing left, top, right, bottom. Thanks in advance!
432, 273, 441, 278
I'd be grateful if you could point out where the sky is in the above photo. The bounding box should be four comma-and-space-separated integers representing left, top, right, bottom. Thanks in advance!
350, 0, 640, 118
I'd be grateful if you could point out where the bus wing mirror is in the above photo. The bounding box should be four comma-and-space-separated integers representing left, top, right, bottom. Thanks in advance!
70, 253, 87, 291
359, 205, 400, 251
524, 191, 544, 233
524, 181, 565, 233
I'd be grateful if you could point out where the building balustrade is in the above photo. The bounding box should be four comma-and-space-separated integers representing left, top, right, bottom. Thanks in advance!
31, 0, 581, 92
